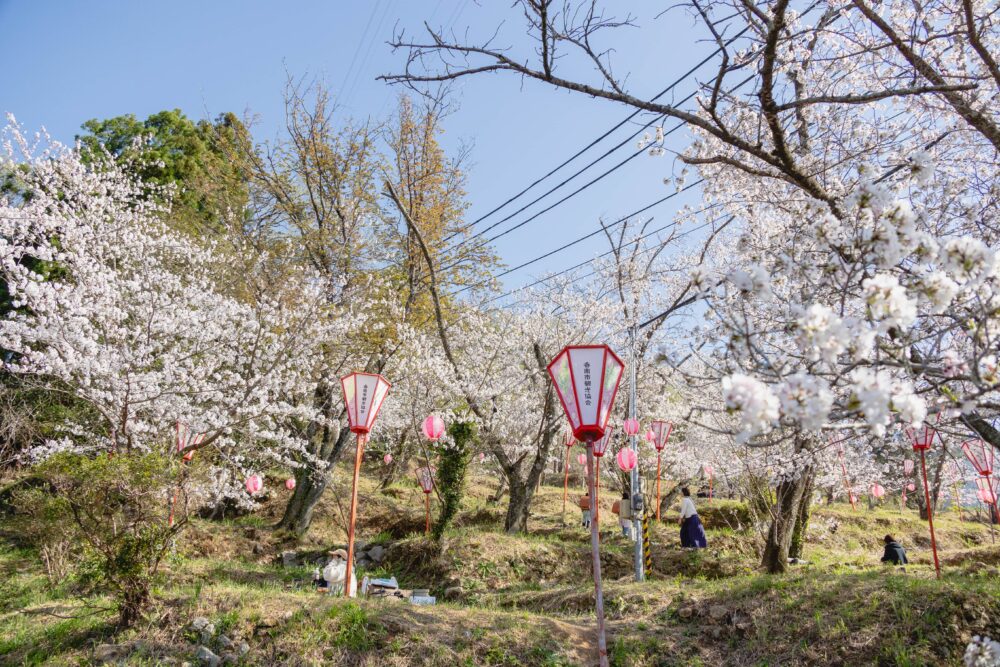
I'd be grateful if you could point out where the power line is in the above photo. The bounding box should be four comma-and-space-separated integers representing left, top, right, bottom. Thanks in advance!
452, 179, 703, 295
441, 25, 751, 244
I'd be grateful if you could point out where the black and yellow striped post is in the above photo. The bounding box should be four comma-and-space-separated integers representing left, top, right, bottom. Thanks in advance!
642, 512, 652, 575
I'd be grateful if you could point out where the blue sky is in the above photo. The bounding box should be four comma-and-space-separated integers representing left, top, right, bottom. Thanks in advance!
0, 0, 713, 302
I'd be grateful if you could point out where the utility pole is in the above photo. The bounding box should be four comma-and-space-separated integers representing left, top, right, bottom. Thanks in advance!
629, 325, 645, 582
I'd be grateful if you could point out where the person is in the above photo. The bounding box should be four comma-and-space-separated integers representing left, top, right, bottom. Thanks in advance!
322, 548, 358, 596
616, 492, 633, 539
678, 487, 707, 548
578, 493, 591, 529
880, 535, 908, 567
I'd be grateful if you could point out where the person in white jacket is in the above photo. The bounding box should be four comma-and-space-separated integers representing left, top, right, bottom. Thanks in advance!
322, 549, 358, 597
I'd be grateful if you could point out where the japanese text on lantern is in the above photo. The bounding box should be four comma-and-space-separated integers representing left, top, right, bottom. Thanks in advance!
583, 361, 592, 407
359, 383, 369, 418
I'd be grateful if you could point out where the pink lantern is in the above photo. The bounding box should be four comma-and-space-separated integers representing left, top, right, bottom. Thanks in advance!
547, 344, 625, 442
285, 477, 296, 491
422, 414, 446, 442
644, 429, 655, 444
616, 447, 637, 471
479, 451, 486, 463
623, 418, 640, 436
903, 459, 914, 476
384, 453, 393, 465
577, 453, 587, 466
245, 475, 263, 495
650, 420, 673, 452
905, 423, 937, 451
703, 464, 714, 477
962, 439, 995, 477
340, 372, 392, 435
907, 482, 916, 491
871, 483, 885, 499
175, 421, 204, 462
593, 427, 614, 457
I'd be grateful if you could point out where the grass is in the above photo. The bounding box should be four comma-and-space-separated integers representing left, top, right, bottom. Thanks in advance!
1, 472, 999, 665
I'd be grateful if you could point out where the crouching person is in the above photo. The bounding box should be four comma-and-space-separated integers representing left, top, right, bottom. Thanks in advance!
323, 549, 359, 596
880, 535, 908, 569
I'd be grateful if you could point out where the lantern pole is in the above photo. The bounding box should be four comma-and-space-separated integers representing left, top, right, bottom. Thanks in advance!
586, 437, 609, 667
628, 325, 645, 582
918, 448, 941, 579
562, 442, 571, 526
425, 491, 431, 536
344, 431, 366, 597
838, 450, 856, 511
655, 451, 662, 522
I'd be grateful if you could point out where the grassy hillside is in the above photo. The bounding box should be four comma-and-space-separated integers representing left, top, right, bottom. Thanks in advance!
2, 470, 999, 666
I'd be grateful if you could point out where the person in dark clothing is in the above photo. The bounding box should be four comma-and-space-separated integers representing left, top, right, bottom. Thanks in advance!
881, 534, 908, 566
678, 487, 708, 549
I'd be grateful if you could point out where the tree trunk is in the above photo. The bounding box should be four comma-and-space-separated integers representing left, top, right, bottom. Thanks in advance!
788, 475, 814, 560
761, 466, 814, 574
276, 384, 350, 537
505, 477, 534, 533
489, 476, 507, 504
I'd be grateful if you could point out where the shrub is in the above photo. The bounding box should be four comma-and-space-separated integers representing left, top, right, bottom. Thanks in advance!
433, 421, 476, 540
12, 451, 186, 626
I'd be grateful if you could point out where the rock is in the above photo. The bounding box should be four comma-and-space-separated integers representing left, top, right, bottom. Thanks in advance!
281, 551, 298, 568
357, 557, 372, 569
94, 643, 129, 663
221, 653, 238, 665
733, 614, 752, 631
200, 629, 215, 645
678, 606, 695, 619
710, 627, 723, 639
443, 585, 464, 600
217, 635, 233, 651
238, 641, 250, 656
196, 646, 221, 667
368, 545, 386, 563
708, 605, 728, 621
191, 617, 212, 632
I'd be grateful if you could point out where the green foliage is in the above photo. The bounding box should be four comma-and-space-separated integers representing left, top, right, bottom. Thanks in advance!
77, 109, 248, 235
433, 421, 476, 540
326, 602, 385, 651
11, 451, 184, 626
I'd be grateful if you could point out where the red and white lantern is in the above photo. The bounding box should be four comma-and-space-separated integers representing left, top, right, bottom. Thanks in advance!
962, 439, 994, 477
616, 447, 637, 472
905, 423, 937, 451
245, 475, 263, 495
547, 345, 625, 442
904, 459, 914, 476
870, 483, 885, 499
341, 372, 392, 435
644, 429, 656, 444
422, 414, 445, 442
285, 477, 296, 491
577, 453, 587, 466
593, 427, 614, 458
384, 453, 393, 465
905, 422, 941, 578
650, 420, 673, 452
622, 418, 640, 436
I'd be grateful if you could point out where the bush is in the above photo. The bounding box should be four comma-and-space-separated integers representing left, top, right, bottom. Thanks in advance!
11, 451, 186, 626
433, 421, 476, 540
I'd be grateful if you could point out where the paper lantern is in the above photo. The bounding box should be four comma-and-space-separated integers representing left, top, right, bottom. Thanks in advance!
479, 451, 486, 463
285, 477, 296, 491
422, 414, 445, 442
593, 427, 614, 457
962, 439, 995, 477
245, 475, 262, 495
623, 418, 640, 436
340, 372, 392, 435
906, 482, 916, 491
703, 464, 714, 477
903, 459, 914, 476
384, 453, 393, 465
577, 453, 587, 466
416, 467, 435, 494
644, 429, 656, 443
871, 483, 885, 498
547, 345, 625, 442
616, 447, 637, 471
905, 423, 936, 451
650, 420, 673, 452
564, 431, 576, 447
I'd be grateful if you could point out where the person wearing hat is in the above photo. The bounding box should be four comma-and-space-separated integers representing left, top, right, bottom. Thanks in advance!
322, 549, 358, 597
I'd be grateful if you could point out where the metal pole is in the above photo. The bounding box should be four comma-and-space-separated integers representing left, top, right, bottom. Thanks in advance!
655, 452, 662, 522
919, 449, 941, 579
344, 432, 366, 597
586, 437, 609, 667
629, 325, 644, 582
